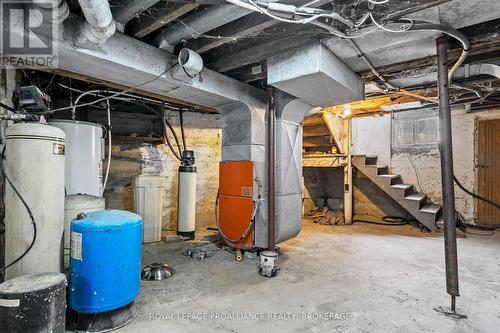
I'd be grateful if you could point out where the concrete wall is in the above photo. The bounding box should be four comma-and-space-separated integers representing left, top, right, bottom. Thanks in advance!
351, 107, 500, 223
102, 110, 221, 233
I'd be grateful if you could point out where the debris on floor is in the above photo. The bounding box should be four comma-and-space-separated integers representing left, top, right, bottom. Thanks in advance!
307, 207, 344, 225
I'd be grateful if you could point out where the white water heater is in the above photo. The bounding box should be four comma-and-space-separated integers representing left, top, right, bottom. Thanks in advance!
49, 120, 103, 196
4, 123, 65, 279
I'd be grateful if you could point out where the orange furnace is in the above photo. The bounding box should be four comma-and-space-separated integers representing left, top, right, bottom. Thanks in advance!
217, 161, 263, 250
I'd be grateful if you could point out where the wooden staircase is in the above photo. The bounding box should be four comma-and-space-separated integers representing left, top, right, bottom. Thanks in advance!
352, 155, 443, 231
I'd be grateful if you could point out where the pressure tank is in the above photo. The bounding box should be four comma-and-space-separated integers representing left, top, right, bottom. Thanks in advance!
49, 120, 104, 196
69, 210, 142, 313
63, 194, 105, 269
177, 150, 197, 239
4, 123, 65, 280
134, 175, 166, 243
0, 273, 66, 333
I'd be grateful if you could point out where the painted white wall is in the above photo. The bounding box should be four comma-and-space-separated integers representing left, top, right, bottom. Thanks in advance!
352, 115, 391, 166
351, 107, 500, 223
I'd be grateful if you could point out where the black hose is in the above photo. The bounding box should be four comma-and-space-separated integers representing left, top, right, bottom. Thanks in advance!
179, 110, 187, 152
0, 102, 17, 113
0, 162, 37, 273
130, 101, 183, 161
454, 175, 500, 213
353, 216, 415, 226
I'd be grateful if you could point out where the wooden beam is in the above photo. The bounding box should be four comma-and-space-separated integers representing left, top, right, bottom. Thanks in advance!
208, 32, 321, 72
127, 3, 198, 38
42, 68, 217, 113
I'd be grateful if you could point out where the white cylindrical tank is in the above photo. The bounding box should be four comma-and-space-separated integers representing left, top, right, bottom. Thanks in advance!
177, 165, 197, 240
134, 175, 166, 243
49, 120, 103, 196
4, 123, 65, 279
63, 194, 105, 268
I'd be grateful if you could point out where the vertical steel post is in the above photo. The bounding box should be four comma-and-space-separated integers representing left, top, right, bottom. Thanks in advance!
267, 87, 276, 251
436, 35, 459, 310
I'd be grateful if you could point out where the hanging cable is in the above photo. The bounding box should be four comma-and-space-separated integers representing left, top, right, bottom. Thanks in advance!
0, 161, 37, 273
101, 99, 112, 196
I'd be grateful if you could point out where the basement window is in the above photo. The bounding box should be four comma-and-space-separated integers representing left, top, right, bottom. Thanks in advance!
392, 109, 438, 152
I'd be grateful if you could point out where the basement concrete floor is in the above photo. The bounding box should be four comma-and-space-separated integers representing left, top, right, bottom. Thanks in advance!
120, 220, 500, 333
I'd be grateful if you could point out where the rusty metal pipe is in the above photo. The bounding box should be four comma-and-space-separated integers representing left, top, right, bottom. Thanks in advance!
267, 87, 276, 251
436, 35, 459, 311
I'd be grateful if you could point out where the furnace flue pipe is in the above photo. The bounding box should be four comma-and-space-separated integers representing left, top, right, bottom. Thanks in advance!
436, 35, 459, 311
267, 87, 276, 251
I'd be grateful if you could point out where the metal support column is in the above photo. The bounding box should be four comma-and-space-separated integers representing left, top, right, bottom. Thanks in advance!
267, 87, 276, 251
436, 35, 459, 311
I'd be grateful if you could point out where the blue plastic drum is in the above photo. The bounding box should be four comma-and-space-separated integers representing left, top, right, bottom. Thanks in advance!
69, 210, 142, 313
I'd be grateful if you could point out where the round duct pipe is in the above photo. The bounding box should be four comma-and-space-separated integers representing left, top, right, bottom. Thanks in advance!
178, 48, 203, 76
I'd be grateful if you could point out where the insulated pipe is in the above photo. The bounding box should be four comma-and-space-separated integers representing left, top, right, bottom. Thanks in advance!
155, 5, 250, 51
111, 0, 160, 32
267, 87, 276, 251
32, 0, 69, 23
453, 63, 500, 80
436, 35, 459, 311
77, 0, 116, 44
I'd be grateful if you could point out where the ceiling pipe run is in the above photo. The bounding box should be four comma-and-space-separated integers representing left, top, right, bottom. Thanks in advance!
154, 5, 251, 51
111, 0, 161, 32
76, 0, 116, 45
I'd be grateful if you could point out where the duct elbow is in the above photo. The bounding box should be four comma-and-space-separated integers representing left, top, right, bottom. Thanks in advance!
178, 48, 204, 76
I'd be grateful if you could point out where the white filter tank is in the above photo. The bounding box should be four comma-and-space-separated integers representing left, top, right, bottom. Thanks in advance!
4, 123, 65, 279
177, 153, 197, 240
134, 175, 166, 243
49, 120, 103, 196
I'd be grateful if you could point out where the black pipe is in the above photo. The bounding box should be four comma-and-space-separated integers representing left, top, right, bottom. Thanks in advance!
267, 87, 276, 251
436, 35, 459, 311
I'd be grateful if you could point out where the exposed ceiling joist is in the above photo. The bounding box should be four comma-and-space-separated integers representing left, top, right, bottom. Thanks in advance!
126, 3, 198, 38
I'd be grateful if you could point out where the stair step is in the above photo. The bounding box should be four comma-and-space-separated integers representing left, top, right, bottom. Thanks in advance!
389, 184, 415, 198
365, 156, 378, 165
378, 174, 402, 185
435, 216, 444, 230
405, 193, 427, 201
420, 204, 441, 214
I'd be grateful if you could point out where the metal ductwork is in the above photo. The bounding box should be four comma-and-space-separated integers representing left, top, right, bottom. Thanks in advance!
76, 0, 116, 45
453, 63, 500, 80
155, 5, 250, 51
258, 94, 316, 247
268, 42, 365, 108
111, 0, 161, 32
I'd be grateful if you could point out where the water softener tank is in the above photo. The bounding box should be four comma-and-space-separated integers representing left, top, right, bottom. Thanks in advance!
4, 123, 65, 280
69, 210, 142, 313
